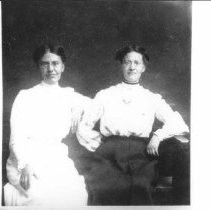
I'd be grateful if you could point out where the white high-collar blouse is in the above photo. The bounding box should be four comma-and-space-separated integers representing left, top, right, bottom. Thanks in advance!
9, 82, 90, 170
77, 82, 189, 151
6, 82, 90, 206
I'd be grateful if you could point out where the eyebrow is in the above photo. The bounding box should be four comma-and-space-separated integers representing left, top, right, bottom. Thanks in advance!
123, 59, 142, 62
40, 61, 49, 63
40, 61, 60, 64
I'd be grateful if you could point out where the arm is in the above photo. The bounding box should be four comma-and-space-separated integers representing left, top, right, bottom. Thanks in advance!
9, 91, 38, 189
76, 92, 104, 152
147, 95, 189, 156
10, 91, 30, 170
154, 96, 189, 140
70, 93, 92, 133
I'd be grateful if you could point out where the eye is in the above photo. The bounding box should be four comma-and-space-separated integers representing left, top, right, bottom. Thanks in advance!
39, 62, 49, 68
52, 61, 59, 66
123, 60, 131, 65
135, 60, 144, 65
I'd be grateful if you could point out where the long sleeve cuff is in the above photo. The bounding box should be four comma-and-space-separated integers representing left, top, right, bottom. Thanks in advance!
154, 110, 189, 141
17, 160, 27, 171
9, 144, 29, 171
76, 124, 102, 152
154, 123, 189, 141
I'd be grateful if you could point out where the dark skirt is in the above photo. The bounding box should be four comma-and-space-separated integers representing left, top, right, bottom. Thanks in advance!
84, 136, 158, 205
66, 134, 190, 205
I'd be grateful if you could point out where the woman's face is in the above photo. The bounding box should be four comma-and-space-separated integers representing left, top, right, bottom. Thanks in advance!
121, 51, 145, 84
38, 51, 64, 85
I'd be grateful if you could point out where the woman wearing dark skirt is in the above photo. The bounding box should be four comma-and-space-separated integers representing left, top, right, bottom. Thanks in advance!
77, 44, 190, 205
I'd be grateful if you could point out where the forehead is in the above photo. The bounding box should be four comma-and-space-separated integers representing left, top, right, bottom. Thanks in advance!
124, 51, 143, 61
40, 52, 62, 62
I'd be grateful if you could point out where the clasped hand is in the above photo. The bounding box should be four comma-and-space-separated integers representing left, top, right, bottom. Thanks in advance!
20, 164, 38, 191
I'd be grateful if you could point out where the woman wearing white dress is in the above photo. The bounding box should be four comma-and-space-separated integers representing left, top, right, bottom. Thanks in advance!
4, 44, 89, 206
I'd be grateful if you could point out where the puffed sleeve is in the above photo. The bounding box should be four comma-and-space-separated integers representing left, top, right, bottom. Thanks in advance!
9, 90, 31, 170
69, 91, 92, 133
76, 91, 104, 152
153, 94, 189, 141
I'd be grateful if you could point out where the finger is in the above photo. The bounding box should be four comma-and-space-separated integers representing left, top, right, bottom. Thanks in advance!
88, 146, 96, 152
27, 174, 31, 190
152, 148, 156, 156
92, 135, 101, 142
24, 174, 31, 191
24, 175, 29, 190
148, 148, 153, 155
77, 134, 94, 150
21, 175, 26, 190
20, 174, 27, 190
149, 148, 154, 156
90, 147, 97, 152
155, 148, 159, 156
86, 144, 95, 152
71, 123, 77, 133
149, 147, 155, 156
33, 173, 39, 180
146, 144, 151, 151
90, 143, 100, 151
20, 175, 24, 189
16, 185, 29, 198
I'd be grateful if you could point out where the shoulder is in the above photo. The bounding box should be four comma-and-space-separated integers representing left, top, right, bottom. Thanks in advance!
141, 87, 163, 102
95, 83, 121, 99
61, 86, 75, 95
12, 85, 40, 108
74, 91, 91, 103
142, 88, 175, 111
15, 84, 40, 100
62, 86, 91, 103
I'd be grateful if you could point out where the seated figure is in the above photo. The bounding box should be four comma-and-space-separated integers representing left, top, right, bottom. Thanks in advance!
76, 44, 190, 205
4, 44, 90, 207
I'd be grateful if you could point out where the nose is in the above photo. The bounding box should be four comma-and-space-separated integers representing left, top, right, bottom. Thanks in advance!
47, 64, 54, 72
129, 62, 135, 70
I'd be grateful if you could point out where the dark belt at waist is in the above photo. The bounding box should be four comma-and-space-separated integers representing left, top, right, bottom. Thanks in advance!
96, 135, 151, 160
101, 135, 149, 143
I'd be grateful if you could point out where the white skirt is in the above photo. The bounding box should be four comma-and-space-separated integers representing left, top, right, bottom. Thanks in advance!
4, 142, 88, 207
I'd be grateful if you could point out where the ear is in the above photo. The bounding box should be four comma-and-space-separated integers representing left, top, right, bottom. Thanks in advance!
141, 66, 146, 73
61, 63, 65, 72
119, 62, 123, 72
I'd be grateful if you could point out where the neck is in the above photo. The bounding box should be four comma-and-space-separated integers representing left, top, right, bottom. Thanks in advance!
122, 79, 139, 85
41, 81, 59, 86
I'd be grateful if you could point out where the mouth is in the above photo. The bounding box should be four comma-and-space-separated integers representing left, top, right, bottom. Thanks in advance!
128, 72, 137, 76
47, 74, 57, 77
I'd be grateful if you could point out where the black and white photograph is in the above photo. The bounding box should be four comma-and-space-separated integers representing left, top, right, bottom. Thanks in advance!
1, 0, 209, 208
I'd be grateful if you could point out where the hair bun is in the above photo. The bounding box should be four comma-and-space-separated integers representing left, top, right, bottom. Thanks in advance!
115, 44, 149, 64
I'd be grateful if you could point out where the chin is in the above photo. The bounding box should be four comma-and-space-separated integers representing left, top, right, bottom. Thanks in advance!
124, 80, 138, 84
45, 79, 58, 85
128, 78, 138, 83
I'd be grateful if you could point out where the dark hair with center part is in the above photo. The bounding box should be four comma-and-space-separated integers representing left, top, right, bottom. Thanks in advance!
33, 43, 66, 64
115, 44, 149, 65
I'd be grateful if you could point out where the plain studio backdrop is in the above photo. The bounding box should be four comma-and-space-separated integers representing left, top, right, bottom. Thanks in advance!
2, 0, 191, 194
